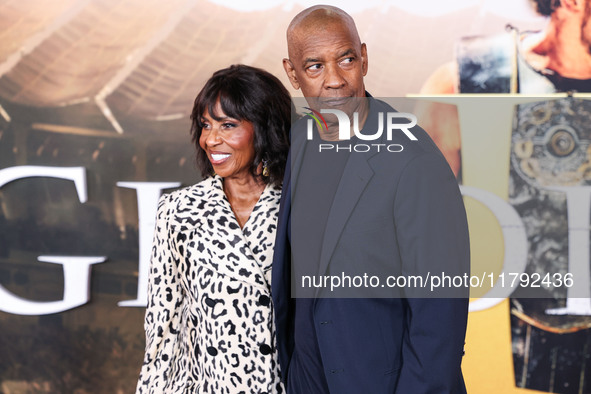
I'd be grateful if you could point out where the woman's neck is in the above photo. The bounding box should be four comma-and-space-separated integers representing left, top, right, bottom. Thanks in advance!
222, 174, 266, 228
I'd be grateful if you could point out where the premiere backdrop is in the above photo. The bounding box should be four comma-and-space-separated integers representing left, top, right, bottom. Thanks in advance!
0, 0, 586, 393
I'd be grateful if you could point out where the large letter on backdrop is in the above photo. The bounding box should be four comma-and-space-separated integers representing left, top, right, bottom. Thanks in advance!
116, 181, 180, 307
0, 166, 106, 315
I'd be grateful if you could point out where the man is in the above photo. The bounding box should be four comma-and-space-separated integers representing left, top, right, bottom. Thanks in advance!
419, 0, 591, 176
271, 5, 471, 393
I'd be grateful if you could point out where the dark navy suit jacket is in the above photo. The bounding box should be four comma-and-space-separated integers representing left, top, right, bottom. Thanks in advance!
271, 96, 470, 393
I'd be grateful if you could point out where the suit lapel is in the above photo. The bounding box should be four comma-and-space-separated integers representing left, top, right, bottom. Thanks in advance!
316, 152, 374, 280
289, 97, 386, 281
317, 96, 384, 279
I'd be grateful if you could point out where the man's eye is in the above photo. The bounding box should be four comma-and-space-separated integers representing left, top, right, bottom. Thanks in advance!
340, 57, 354, 65
307, 64, 322, 71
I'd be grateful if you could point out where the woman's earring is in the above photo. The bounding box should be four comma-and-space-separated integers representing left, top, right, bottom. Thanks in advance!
262, 159, 269, 177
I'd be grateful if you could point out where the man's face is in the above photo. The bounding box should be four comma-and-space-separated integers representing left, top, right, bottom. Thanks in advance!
284, 20, 368, 105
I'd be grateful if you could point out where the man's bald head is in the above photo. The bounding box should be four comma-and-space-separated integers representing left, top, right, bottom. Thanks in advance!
286, 5, 361, 59
282, 4, 368, 104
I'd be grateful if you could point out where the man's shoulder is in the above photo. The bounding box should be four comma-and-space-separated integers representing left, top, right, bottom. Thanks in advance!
366, 99, 453, 179
369, 97, 446, 160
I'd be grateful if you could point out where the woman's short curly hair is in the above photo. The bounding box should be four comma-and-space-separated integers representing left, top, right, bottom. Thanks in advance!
190, 64, 291, 187
531, 0, 561, 16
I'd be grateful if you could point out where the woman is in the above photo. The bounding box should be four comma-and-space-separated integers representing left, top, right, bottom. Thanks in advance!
136, 64, 291, 393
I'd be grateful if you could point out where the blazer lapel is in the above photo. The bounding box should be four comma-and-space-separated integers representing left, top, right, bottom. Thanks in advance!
199, 176, 279, 291
316, 152, 374, 280
316, 96, 385, 279
240, 183, 282, 287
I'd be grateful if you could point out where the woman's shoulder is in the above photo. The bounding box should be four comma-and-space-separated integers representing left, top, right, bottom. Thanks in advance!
165, 176, 219, 202
157, 176, 221, 230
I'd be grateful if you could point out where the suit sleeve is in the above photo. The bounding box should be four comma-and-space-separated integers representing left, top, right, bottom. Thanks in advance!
393, 152, 470, 393
136, 194, 186, 394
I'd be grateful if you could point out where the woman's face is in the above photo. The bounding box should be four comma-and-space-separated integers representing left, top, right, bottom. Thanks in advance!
199, 100, 256, 180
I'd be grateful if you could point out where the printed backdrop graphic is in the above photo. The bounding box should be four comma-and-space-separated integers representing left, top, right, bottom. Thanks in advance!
0, 101, 196, 392
1, 0, 587, 393
509, 98, 591, 393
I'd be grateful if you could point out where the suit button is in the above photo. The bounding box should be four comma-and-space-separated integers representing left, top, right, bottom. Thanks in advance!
259, 344, 272, 355
258, 295, 270, 306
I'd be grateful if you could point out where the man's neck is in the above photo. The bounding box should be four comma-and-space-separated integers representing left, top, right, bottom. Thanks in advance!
524, 19, 591, 79
318, 98, 370, 141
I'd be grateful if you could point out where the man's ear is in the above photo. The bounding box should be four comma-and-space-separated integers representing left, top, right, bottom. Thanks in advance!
283, 58, 300, 90
561, 0, 584, 13
361, 43, 368, 76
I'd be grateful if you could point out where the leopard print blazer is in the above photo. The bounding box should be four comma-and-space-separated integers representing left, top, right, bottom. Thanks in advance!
136, 175, 284, 393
